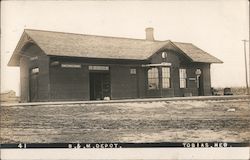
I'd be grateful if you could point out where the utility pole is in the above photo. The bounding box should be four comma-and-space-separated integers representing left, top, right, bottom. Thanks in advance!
242, 39, 249, 95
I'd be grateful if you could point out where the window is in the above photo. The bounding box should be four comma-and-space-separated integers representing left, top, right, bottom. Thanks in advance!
130, 68, 136, 74
148, 68, 159, 89
31, 67, 39, 74
179, 69, 187, 88
162, 67, 171, 88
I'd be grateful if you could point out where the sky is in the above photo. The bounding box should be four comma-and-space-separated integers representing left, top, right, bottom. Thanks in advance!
1, 0, 249, 95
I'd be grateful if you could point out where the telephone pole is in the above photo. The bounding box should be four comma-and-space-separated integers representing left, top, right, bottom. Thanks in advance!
242, 39, 249, 95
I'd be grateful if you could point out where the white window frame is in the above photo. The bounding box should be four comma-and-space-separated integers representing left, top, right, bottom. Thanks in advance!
162, 67, 171, 88
31, 67, 39, 74
147, 67, 159, 90
179, 68, 187, 88
130, 68, 136, 74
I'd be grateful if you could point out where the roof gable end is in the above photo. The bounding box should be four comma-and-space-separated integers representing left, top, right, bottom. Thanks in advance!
172, 42, 223, 63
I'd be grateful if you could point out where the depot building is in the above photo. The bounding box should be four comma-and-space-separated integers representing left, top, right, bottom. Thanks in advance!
8, 28, 222, 102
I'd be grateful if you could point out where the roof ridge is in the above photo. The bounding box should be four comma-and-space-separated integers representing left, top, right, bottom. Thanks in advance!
8, 29, 222, 66
172, 41, 193, 44
24, 29, 170, 43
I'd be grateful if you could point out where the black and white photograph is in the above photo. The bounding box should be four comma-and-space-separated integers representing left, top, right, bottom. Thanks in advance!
0, 0, 249, 159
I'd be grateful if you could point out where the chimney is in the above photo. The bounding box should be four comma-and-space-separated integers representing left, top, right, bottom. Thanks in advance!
145, 27, 154, 41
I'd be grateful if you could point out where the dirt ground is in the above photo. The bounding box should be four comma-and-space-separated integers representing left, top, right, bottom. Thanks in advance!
1, 99, 250, 143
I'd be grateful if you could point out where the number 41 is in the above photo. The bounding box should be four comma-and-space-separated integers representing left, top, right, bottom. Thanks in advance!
18, 143, 27, 148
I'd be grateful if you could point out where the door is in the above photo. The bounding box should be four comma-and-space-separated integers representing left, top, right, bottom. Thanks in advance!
197, 75, 204, 96
89, 72, 110, 100
29, 69, 39, 102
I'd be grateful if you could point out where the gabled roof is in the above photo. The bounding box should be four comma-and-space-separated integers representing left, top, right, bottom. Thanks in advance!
8, 29, 222, 66
172, 42, 223, 63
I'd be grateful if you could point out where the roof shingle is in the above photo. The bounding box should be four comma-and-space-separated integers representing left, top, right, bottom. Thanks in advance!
172, 42, 223, 63
8, 29, 222, 66
25, 29, 168, 60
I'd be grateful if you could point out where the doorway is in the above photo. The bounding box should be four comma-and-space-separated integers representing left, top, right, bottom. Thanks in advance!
29, 68, 39, 102
89, 72, 111, 100
197, 75, 203, 96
